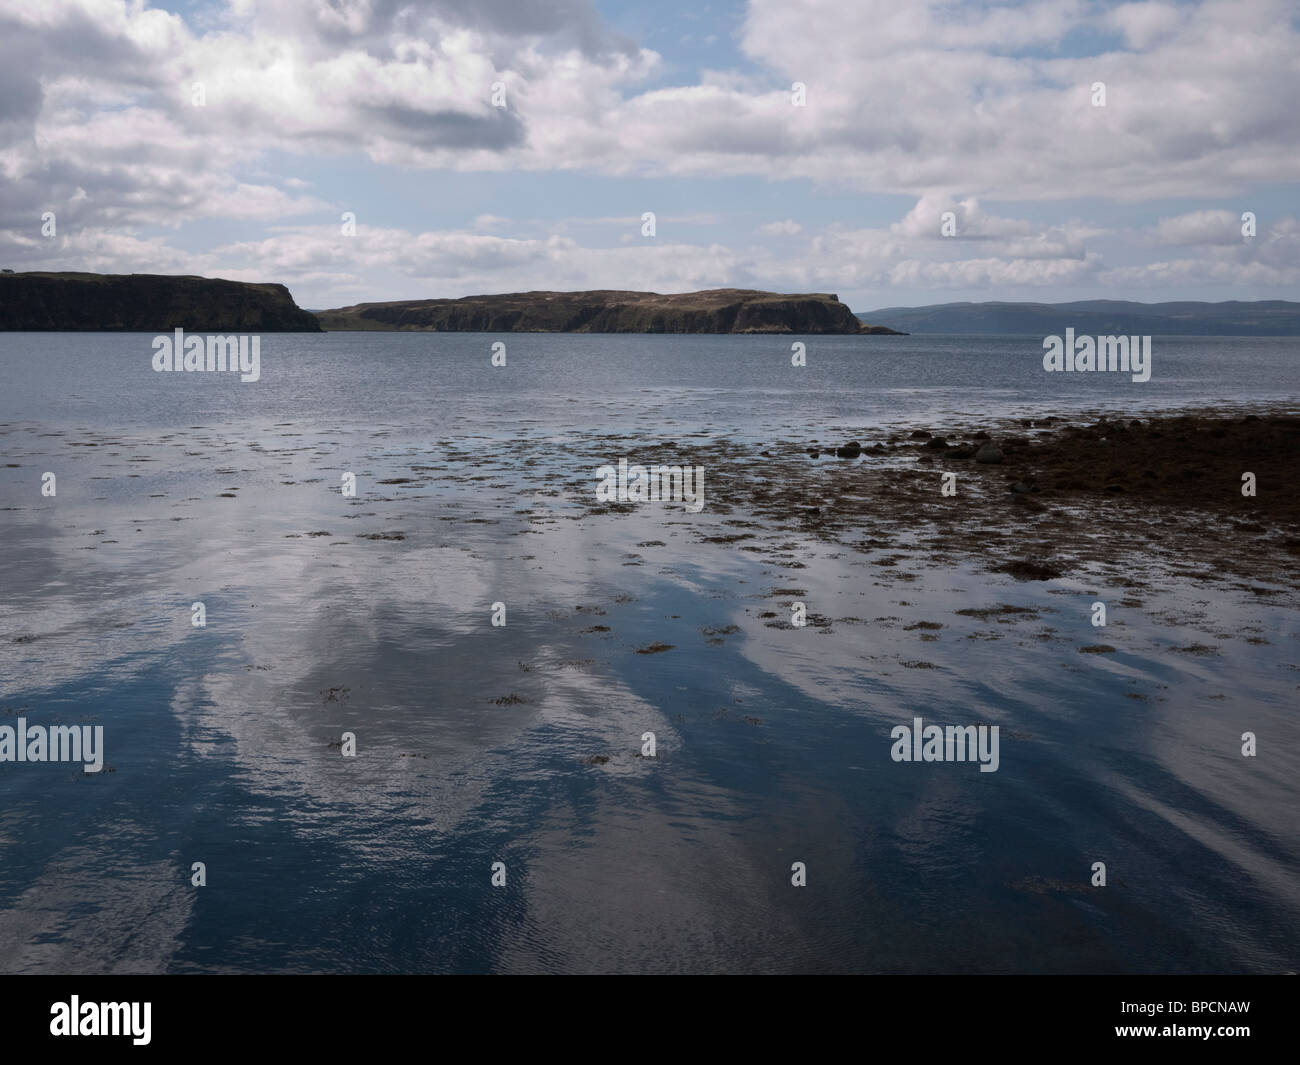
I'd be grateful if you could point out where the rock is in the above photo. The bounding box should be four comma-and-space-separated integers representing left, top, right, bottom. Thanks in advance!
808, 449, 820, 458
924, 436, 949, 450
909, 429, 931, 439
975, 443, 1004, 464
835, 441, 862, 458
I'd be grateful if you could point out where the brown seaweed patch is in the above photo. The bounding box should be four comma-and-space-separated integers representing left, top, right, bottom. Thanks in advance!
997, 559, 1064, 580
955, 605, 1038, 620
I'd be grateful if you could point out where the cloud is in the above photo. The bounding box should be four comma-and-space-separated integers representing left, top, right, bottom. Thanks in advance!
5, 0, 1298, 217
0, 191, 1135, 306
1106, 214, 1300, 286
890, 195, 1036, 241
1106, 1, 1187, 50
0, 0, 1296, 304
1149, 209, 1244, 246
8, 201, 1294, 307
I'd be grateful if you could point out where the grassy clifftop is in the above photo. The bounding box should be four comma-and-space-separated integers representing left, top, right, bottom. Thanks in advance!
317, 289, 902, 334
0, 272, 321, 331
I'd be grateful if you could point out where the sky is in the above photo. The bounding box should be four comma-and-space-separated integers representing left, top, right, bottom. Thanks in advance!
1, 0, 1298, 311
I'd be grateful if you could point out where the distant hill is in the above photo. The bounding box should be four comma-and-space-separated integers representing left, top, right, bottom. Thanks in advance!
318, 289, 902, 334
855, 300, 1300, 336
0, 272, 321, 331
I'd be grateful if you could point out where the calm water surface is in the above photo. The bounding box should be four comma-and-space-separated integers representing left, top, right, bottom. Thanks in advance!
0, 332, 1296, 973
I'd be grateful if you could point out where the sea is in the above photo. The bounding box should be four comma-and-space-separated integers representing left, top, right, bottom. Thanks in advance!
0, 331, 1296, 973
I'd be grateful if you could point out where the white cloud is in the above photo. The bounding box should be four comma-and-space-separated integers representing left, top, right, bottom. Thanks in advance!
891, 195, 1036, 241
0, 0, 1296, 304
1149, 209, 1243, 246
8, 202, 1294, 307
1107, 2, 1185, 49
4, 0, 1298, 218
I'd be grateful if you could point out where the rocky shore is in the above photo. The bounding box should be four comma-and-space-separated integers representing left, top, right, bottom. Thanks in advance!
572, 408, 1300, 592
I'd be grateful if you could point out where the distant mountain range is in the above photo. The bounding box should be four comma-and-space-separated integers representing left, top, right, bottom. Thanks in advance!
856, 300, 1300, 336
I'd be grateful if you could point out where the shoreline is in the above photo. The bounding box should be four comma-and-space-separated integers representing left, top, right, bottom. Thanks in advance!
566, 404, 1300, 594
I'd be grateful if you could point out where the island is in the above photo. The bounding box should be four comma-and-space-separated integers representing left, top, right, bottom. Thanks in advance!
0, 272, 321, 331
316, 289, 903, 334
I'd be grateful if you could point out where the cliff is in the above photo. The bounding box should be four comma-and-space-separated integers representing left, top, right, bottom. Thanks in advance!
316, 289, 902, 334
0, 272, 321, 331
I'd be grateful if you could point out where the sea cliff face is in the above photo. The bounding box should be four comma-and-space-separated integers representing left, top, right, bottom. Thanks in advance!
0, 272, 321, 331
316, 289, 902, 334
